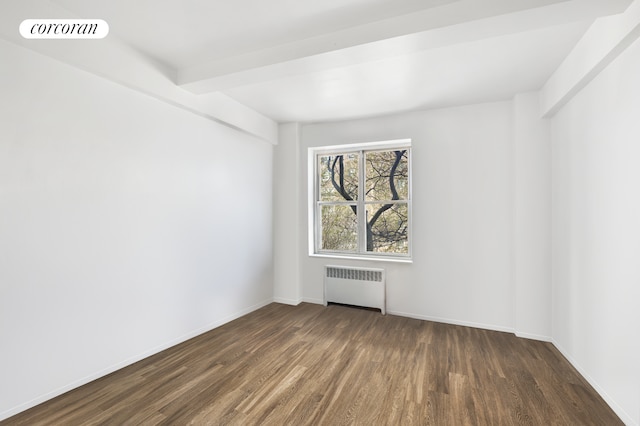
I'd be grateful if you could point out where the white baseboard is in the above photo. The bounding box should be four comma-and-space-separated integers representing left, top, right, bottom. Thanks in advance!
515, 331, 552, 342
0, 298, 274, 422
273, 297, 302, 306
319, 303, 515, 335
302, 297, 324, 305
551, 340, 637, 426
386, 309, 515, 334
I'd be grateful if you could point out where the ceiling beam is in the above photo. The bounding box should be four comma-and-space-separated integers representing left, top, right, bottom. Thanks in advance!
541, 0, 640, 116
0, 0, 279, 144
178, 0, 632, 94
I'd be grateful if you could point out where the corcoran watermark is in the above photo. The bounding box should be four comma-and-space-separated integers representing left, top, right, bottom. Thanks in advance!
19, 19, 109, 39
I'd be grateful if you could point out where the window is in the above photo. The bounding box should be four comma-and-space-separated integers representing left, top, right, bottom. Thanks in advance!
310, 140, 411, 261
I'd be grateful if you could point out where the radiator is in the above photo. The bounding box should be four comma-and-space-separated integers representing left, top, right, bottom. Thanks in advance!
323, 265, 386, 314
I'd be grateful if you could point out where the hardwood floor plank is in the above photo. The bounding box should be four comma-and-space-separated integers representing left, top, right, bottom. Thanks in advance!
2, 303, 623, 425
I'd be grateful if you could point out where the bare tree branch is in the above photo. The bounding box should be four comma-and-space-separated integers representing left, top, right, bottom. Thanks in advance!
328, 155, 357, 215
327, 150, 407, 252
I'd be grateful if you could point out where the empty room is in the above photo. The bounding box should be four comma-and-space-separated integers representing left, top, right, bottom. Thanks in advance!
1, 0, 639, 424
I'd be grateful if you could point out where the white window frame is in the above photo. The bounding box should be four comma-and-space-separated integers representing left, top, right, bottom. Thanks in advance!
308, 139, 412, 263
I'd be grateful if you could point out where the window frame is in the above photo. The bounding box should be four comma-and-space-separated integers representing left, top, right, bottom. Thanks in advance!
308, 139, 412, 263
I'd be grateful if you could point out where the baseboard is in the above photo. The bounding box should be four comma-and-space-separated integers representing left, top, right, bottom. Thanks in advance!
551, 339, 637, 426
515, 331, 552, 342
317, 304, 549, 342
0, 298, 274, 422
302, 297, 324, 305
386, 309, 514, 334
273, 297, 302, 306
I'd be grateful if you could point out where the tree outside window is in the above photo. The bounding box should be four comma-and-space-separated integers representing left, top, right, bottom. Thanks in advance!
314, 142, 411, 259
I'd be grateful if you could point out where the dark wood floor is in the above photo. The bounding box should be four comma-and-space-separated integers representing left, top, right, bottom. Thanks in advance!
3, 303, 622, 425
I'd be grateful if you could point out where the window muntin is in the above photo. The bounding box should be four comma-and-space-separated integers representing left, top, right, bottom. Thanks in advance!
313, 141, 411, 260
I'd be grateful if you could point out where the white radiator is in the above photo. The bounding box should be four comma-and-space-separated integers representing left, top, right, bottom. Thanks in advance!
323, 265, 386, 314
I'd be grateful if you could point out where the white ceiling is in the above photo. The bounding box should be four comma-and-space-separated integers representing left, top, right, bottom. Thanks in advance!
225, 21, 590, 122
49, 0, 630, 123
53, 0, 459, 69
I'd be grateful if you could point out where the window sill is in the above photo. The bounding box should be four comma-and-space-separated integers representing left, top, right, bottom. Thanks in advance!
309, 253, 413, 264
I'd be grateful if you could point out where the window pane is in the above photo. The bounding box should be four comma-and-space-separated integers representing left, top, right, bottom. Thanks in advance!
366, 203, 408, 254
365, 150, 408, 201
321, 204, 358, 251
318, 153, 359, 202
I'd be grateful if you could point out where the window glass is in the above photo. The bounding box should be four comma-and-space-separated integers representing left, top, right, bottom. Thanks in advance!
318, 153, 359, 202
365, 203, 409, 254
312, 141, 411, 260
365, 150, 408, 201
321, 205, 358, 251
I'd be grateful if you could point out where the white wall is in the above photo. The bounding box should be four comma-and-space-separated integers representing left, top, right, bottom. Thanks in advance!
550, 35, 640, 426
513, 92, 552, 341
298, 102, 515, 331
0, 1, 279, 144
0, 39, 273, 420
273, 123, 301, 304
